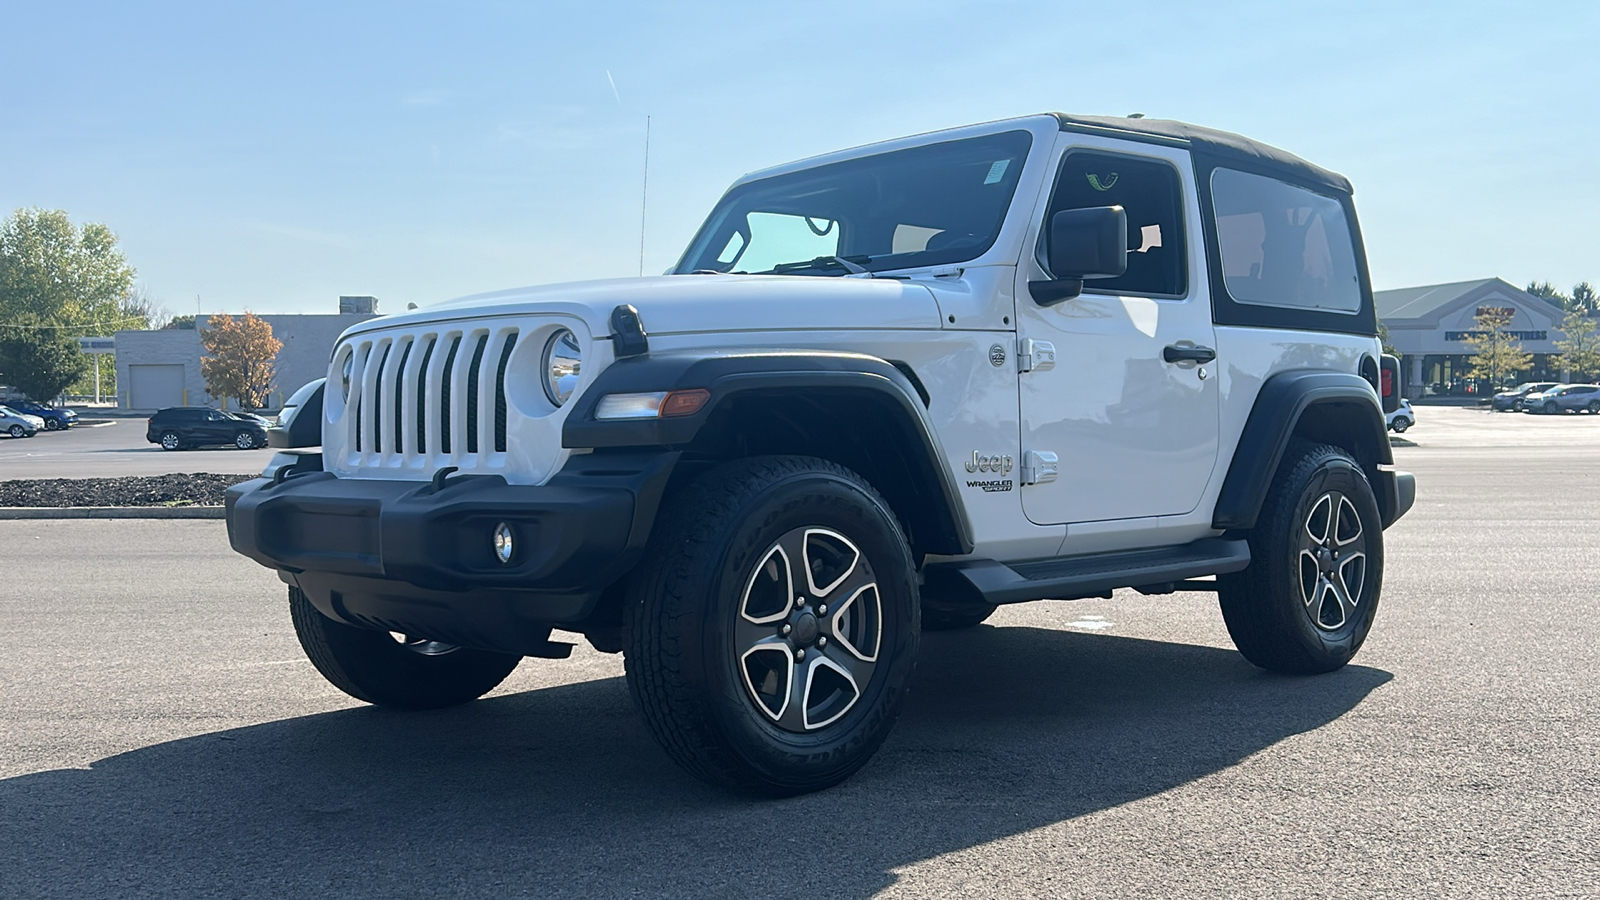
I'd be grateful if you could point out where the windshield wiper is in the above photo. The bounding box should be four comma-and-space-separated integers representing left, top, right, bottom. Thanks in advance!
766, 255, 873, 276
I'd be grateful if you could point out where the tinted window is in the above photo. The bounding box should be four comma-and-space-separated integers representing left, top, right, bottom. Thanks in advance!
677, 130, 1033, 275
1212, 168, 1362, 313
1043, 151, 1186, 297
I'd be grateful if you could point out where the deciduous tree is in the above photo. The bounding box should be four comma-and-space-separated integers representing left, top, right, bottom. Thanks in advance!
1464, 308, 1532, 391
0, 208, 135, 329
200, 313, 282, 410
1555, 308, 1600, 381
0, 314, 89, 401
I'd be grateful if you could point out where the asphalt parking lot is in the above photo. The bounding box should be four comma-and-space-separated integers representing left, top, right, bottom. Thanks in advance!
2, 405, 1597, 898
0, 416, 275, 479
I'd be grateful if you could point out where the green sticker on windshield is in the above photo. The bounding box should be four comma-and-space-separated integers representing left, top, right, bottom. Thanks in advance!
1087, 172, 1119, 191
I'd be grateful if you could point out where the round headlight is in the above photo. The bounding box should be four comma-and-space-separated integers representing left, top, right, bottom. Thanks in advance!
340, 353, 354, 400
542, 328, 582, 406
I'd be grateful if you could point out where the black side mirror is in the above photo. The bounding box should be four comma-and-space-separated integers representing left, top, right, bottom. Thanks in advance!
1029, 205, 1128, 306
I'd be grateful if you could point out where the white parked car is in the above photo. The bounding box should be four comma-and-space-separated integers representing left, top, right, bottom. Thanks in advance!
227, 114, 1415, 795
1387, 398, 1415, 432
0, 405, 45, 438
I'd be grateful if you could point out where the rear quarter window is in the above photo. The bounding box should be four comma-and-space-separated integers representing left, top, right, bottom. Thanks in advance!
1211, 168, 1362, 314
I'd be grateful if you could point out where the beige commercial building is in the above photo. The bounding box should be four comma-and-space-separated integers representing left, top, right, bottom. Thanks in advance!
1376, 278, 1570, 398
113, 297, 379, 411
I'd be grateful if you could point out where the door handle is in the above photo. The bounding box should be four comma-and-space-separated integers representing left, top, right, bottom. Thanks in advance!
1163, 344, 1216, 365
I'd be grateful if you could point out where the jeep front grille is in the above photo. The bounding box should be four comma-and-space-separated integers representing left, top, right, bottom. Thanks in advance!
340, 324, 521, 467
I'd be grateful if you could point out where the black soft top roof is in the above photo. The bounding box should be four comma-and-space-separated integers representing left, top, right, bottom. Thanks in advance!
1052, 114, 1352, 195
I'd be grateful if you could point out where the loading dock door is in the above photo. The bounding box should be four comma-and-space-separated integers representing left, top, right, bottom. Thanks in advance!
128, 364, 185, 409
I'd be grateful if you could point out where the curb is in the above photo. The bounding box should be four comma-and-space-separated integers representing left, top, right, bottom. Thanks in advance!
0, 506, 226, 520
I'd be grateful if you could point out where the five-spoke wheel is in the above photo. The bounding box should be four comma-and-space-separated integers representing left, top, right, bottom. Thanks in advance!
1297, 491, 1368, 632
736, 527, 883, 732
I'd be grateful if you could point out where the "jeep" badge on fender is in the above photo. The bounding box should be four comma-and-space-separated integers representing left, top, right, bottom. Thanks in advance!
965, 451, 1013, 475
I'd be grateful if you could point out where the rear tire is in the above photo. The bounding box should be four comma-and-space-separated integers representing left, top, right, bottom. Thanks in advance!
623, 456, 919, 795
1588, 401, 1599, 414
160, 431, 182, 451
289, 587, 521, 709
1218, 442, 1383, 675
1390, 418, 1409, 433
921, 601, 998, 631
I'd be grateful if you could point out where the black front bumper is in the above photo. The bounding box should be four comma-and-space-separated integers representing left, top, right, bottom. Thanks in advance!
226, 451, 678, 653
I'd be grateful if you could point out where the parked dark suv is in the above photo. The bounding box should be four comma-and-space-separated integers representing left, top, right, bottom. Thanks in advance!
146, 407, 268, 450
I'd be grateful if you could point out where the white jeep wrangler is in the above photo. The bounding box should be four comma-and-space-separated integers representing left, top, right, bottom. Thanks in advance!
228, 114, 1415, 795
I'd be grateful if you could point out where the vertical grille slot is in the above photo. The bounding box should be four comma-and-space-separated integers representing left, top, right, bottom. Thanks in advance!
465, 334, 488, 454
390, 339, 412, 455
494, 331, 518, 452
438, 336, 462, 453
351, 343, 371, 453
371, 343, 391, 453
415, 338, 436, 454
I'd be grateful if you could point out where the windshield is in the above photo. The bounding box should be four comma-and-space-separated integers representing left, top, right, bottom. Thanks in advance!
675, 130, 1033, 276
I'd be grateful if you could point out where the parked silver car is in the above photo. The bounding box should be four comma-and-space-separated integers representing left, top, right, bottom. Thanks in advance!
1523, 384, 1600, 414
0, 405, 46, 437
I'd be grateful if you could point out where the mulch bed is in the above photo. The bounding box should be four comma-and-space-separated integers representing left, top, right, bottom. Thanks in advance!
0, 474, 256, 508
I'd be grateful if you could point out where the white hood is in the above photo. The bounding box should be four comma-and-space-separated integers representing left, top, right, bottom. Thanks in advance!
341, 274, 944, 341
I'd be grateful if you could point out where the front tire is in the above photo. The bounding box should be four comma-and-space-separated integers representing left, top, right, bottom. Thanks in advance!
234, 431, 256, 449
1218, 442, 1383, 675
624, 456, 919, 795
44, 418, 61, 431
1544, 401, 1559, 414
7, 425, 22, 438
289, 587, 521, 709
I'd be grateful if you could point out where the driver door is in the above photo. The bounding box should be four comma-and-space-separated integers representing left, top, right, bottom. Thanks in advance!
1015, 137, 1220, 526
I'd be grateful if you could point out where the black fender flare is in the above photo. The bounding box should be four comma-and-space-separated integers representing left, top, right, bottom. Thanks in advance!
1213, 370, 1402, 531
268, 378, 325, 449
563, 349, 973, 555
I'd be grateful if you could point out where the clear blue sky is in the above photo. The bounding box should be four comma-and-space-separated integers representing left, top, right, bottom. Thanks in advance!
2, 0, 1595, 316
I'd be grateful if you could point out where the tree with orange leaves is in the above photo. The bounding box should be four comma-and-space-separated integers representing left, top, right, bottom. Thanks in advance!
200, 312, 282, 410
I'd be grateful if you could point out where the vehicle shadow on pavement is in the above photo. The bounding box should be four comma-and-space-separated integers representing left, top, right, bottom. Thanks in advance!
0, 626, 1389, 899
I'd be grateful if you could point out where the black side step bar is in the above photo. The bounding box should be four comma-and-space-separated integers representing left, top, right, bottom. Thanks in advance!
923, 537, 1251, 607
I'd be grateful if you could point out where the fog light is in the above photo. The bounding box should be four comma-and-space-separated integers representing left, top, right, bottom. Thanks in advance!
493, 522, 514, 564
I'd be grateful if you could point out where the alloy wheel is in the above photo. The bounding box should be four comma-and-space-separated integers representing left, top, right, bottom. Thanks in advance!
161, 432, 180, 450
8, 425, 22, 438
235, 432, 255, 449
735, 527, 882, 733
1298, 491, 1368, 632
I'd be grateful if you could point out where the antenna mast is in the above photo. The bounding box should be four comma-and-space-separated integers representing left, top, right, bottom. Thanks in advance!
639, 115, 650, 277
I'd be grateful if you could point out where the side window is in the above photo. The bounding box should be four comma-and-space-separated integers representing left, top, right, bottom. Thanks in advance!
207, 410, 229, 421
1211, 168, 1361, 313
1043, 151, 1187, 297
